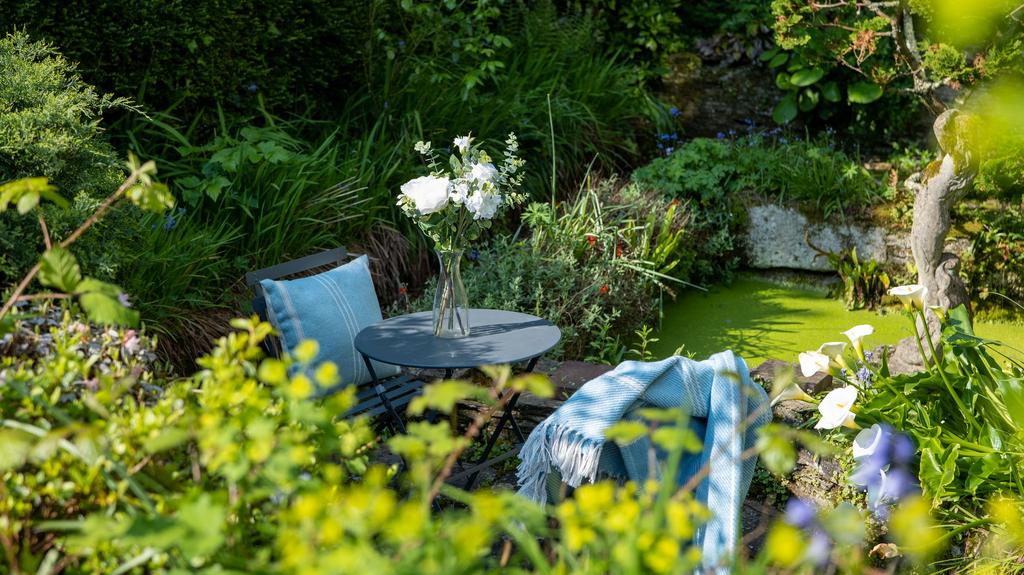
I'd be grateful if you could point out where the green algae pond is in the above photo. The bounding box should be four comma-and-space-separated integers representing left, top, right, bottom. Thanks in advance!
651, 276, 1024, 367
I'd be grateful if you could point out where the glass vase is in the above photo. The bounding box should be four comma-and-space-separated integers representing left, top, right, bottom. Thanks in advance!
432, 249, 469, 338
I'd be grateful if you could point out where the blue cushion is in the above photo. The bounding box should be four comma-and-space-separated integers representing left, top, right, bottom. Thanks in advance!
259, 255, 400, 387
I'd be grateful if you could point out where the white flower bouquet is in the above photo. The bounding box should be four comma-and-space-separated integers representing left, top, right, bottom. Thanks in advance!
398, 133, 526, 337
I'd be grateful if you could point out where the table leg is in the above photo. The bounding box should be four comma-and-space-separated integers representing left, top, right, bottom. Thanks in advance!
463, 354, 540, 489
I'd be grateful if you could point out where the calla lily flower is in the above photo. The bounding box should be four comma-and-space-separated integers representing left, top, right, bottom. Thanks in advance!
817, 341, 850, 371
888, 284, 928, 312
929, 305, 947, 321
814, 386, 859, 430
799, 351, 831, 378
771, 380, 817, 406
842, 324, 874, 361
852, 423, 886, 460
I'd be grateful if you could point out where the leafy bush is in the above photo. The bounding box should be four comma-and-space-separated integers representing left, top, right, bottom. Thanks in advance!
959, 203, 1024, 309
0, 32, 135, 284
0, 0, 373, 122
403, 179, 692, 361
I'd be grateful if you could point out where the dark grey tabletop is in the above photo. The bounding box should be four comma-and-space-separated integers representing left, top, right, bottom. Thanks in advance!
354, 308, 561, 369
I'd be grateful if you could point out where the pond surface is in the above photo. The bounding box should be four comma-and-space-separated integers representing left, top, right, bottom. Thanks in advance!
651, 276, 1024, 367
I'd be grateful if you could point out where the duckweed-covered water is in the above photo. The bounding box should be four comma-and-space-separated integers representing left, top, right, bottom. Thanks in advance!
652, 277, 1024, 367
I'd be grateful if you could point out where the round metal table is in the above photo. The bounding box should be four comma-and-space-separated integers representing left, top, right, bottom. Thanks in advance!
354, 308, 561, 372
354, 308, 561, 488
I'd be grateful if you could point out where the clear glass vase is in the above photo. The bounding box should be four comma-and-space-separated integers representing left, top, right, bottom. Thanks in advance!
432, 249, 469, 338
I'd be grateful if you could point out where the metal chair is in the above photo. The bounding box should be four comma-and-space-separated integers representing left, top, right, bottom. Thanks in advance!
244, 247, 424, 435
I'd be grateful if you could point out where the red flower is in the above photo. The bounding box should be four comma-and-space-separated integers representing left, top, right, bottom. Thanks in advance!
585, 234, 597, 246
398, 286, 408, 295
598, 284, 609, 296
615, 245, 624, 258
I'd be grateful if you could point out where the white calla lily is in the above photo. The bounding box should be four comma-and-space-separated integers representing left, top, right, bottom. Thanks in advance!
817, 341, 850, 371
799, 351, 832, 378
852, 423, 885, 460
888, 284, 928, 311
843, 324, 874, 360
771, 380, 817, 406
814, 385, 859, 430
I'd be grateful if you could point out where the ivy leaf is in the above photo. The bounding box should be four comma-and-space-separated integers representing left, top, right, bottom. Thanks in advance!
772, 93, 799, 124
38, 248, 82, 292
790, 67, 824, 87
848, 81, 883, 104
76, 278, 139, 326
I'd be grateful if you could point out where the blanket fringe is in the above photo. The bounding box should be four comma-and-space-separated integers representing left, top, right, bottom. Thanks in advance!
516, 420, 604, 505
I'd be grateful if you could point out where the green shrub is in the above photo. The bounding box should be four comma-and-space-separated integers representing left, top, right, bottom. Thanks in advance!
0, 0, 373, 122
403, 179, 694, 361
0, 31, 134, 284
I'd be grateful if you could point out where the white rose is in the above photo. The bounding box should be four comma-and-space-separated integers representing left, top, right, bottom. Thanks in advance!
399, 175, 450, 215
466, 190, 502, 220
468, 162, 498, 185
814, 385, 859, 430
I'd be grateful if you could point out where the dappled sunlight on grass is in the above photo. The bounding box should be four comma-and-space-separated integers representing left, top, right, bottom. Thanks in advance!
652, 276, 1024, 366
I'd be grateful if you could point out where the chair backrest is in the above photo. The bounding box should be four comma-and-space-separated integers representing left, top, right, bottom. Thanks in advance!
244, 247, 350, 357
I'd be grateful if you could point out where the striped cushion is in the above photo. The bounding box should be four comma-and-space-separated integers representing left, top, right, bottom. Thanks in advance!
259, 255, 400, 386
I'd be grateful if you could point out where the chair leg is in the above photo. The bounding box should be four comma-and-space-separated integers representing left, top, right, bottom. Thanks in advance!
361, 354, 407, 435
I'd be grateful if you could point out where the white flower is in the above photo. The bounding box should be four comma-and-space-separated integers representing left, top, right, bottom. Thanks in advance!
843, 324, 874, 359
814, 386, 859, 430
399, 175, 450, 215
888, 284, 928, 311
852, 423, 885, 460
466, 190, 502, 220
799, 351, 831, 378
453, 135, 473, 154
817, 342, 847, 360
449, 179, 470, 205
468, 162, 498, 186
771, 380, 816, 406
929, 305, 947, 321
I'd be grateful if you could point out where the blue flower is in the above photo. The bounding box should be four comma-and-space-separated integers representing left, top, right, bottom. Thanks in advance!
716, 132, 726, 139
779, 137, 789, 145
118, 293, 132, 308
784, 498, 817, 529
663, 146, 674, 155
468, 249, 480, 261
397, 39, 406, 48
742, 117, 754, 126
856, 367, 873, 385
728, 129, 736, 136
864, 350, 875, 361
669, 106, 680, 117
247, 82, 258, 93
849, 424, 920, 515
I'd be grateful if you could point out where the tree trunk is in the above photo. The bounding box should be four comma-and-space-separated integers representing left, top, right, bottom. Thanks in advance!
910, 109, 974, 312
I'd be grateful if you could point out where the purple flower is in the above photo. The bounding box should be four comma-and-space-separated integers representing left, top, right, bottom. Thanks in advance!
784, 498, 817, 529
864, 350, 874, 361
849, 424, 920, 514
118, 293, 132, 308
669, 106, 680, 117
716, 132, 726, 139
728, 129, 736, 136
856, 367, 873, 385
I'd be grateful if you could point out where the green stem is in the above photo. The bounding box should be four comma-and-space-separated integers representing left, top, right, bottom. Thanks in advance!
916, 309, 980, 430
910, 315, 935, 374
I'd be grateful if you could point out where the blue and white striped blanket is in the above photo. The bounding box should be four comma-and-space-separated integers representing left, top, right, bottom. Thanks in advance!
516, 351, 771, 573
